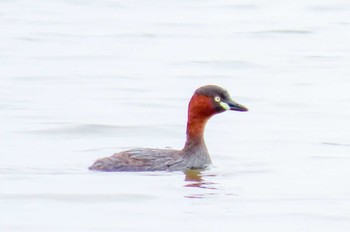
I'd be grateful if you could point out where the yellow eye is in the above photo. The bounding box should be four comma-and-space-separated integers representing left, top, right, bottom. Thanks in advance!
214, 96, 221, 102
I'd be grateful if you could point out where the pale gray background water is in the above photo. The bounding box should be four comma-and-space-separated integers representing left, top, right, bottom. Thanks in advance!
1, 0, 350, 231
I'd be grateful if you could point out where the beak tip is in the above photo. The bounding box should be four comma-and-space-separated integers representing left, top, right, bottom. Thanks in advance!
230, 105, 248, 112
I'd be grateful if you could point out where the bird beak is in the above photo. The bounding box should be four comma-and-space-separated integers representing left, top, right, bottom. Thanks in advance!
226, 99, 248, 112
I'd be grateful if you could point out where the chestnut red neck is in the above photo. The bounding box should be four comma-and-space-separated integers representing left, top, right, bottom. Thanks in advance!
183, 94, 216, 150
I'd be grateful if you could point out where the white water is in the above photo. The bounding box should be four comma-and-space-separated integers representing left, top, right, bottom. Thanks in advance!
1, 0, 350, 231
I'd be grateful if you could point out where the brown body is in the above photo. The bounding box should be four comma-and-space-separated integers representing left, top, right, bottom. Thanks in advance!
89, 85, 248, 172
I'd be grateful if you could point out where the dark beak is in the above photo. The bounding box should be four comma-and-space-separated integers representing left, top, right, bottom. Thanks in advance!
227, 100, 248, 112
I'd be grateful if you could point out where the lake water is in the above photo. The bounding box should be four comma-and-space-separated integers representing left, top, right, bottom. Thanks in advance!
1, 0, 350, 231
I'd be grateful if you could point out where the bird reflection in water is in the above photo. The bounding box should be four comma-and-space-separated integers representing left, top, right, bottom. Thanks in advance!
184, 169, 218, 198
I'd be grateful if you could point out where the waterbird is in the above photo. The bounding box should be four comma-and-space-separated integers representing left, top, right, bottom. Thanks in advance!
89, 85, 248, 172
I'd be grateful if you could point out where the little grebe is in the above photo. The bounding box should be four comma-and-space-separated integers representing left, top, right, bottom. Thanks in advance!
89, 85, 248, 172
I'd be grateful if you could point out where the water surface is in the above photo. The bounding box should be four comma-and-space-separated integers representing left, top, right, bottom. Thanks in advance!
1, 0, 350, 231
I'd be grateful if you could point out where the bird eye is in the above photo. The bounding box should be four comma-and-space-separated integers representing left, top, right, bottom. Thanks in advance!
214, 96, 221, 102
